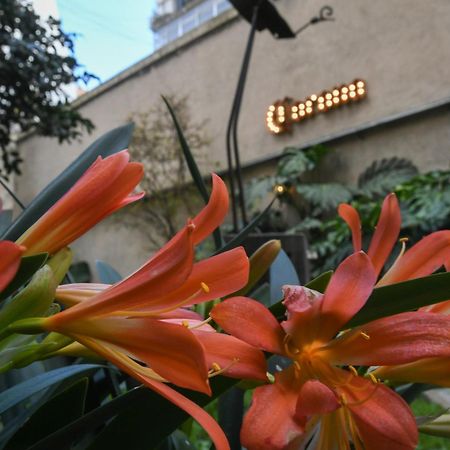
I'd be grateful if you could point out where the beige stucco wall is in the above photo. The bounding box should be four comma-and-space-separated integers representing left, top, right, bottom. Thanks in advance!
13, 0, 450, 276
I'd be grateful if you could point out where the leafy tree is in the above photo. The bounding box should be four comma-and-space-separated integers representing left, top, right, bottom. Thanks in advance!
0, 0, 96, 177
125, 95, 212, 249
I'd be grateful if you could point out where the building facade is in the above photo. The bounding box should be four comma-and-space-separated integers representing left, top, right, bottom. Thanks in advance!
14, 0, 450, 275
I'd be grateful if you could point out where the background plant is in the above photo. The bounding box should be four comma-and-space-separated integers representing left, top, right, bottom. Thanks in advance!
126, 95, 212, 250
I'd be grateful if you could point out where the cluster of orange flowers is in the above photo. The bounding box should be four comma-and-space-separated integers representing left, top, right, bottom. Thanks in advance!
1, 150, 450, 450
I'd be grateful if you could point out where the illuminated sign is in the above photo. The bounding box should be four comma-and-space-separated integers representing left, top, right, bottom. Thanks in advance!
266, 79, 367, 134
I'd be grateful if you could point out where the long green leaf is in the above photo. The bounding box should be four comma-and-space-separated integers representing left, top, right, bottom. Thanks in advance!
4, 378, 88, 450
348, 272, 450, 328
1, 124, 134, 241
0, 253, 48, 301
0, 364, 103, 415
216, 198, 275, 254
162, 96, 222, 250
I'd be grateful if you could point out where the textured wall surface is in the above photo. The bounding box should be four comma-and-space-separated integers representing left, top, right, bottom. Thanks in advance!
14, 0, 450, 276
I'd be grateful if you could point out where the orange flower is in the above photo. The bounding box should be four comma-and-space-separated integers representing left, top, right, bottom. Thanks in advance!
17, 150, 144, 256
40, 175, 265, 450
338, 193, 450, 285
0, 241, 25, 293
211, 252, 450, 450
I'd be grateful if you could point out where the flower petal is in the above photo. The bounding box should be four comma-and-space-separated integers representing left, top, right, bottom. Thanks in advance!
54, 225, 195, 322
344, 375, 418, 450
367, 193, 401, 276
338, 203, 362, 252
379, 230, 450, 286
76, 336, 230, 450
374, 356, 450, 387
211, 296, 285, 354
191, 174, 228, 245
317, 252, 377, 342
53, 317, 210, 394
295, 380, 340, 419
134, 247, 249, 314
0, 241, 24, 293
241, 367, 304, 450
55, 283, 110, 306
192, 329, 268, 381
18, 151, 144, 255
320, 312, 450, 366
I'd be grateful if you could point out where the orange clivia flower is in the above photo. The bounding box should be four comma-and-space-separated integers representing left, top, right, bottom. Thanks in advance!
338, 193, 450, 286
0, 241, 25, 293
16, 150, 144, 256
41, 174, 266, 450
211, 252, 450, 450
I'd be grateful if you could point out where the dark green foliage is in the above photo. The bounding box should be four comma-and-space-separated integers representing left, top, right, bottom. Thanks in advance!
357, 157, 419, 197
0, 0, 97, 177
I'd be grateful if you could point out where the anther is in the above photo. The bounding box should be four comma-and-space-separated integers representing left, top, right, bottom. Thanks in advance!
188, 316, 212, 330
211, 362, 221, 372
399, 237, 409, 244
349, 365, 358, 376
200, 282, 210, 293
208, 358, 239, 378
360, 331, 370, 340
181, 320, 189, 328
368, 373, 379, 384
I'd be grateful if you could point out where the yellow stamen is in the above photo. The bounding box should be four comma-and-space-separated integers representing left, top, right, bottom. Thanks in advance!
368, 372, 379, 384
399, 237, 409, 244
208, 358, 239, 377
348, 365, 358, 376
187, 316, 212, 330
181, 320, 189, 327
360, 331, 370, 340
200, 282, 210, 293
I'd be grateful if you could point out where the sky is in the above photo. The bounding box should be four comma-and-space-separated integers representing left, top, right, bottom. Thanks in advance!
55, 0, 156, 90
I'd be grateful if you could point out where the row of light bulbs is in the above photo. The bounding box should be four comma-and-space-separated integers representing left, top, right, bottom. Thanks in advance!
266, 79, 367, 134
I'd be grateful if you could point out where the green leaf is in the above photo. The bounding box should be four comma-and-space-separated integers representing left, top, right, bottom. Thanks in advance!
306, 271, 333, 293
0, 266, 55, 333
348, 272, 450, 328
162, 96, 222, 250
0, 364, 103, 415
0, 253, 48, 301
296, 183, 353, 212
1, 124, 134, 241
4, 378, 88, 450
230, 240, 281, 298
95, 260, 122, 284
216, 198, 275, 254
358, 157, 418, 197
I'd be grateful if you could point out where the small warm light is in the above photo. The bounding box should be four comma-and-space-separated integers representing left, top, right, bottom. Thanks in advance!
298, 103, 305, 110
274, 184, 286, 195
318, 103, 325, 110
357, 88, 365, 95
305, 100, 313, 107
292, 113, 298, 119
292, 105, 298, 112
310, 94, 318, 101
349, 91, 356, 98
333, 97, 339, 104
269, 105, 276, 111
325, 92, 332, 100
318, 96, 325, 103
332, 89, 340, 96
299, 110, 306, 117
341, 93, 349, 101
305, 107, 313, 114
326, 100, 333, 107
341, 86, 349, 94
279, 117, 285, 122
267, 111, 274, 117
349, 84, 356, 91
356, 80, 365, 88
